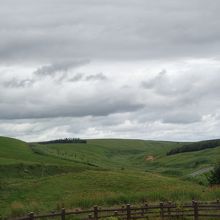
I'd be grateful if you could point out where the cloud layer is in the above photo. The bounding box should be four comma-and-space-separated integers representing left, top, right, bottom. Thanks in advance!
1, 0, 220, 64
0, 1, 220, 141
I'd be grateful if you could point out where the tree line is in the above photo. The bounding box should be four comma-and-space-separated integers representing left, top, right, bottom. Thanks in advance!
167, 139, 220, 156
38, 138, 87, 144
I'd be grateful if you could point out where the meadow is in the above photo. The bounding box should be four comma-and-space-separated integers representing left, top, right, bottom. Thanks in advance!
0, 136, 220, 217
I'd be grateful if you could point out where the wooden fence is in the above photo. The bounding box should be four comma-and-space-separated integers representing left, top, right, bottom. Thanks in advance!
6, 200, 220, 220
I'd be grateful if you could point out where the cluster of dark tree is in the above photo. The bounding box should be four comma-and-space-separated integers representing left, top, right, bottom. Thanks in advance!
167, 139, 220, 156
207, 163, 220, 185
38, 138, 87, 145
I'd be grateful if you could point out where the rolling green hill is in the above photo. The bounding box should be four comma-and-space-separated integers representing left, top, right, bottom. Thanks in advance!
0, 136, 100, 181
32, 139, 220, 175
0, 136, 34, 164
0, 136, 220, 217
32, 139, 183, 169
0, 136, 72, 165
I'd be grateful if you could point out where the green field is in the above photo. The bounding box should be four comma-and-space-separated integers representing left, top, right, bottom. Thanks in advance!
0, 136, 220, 217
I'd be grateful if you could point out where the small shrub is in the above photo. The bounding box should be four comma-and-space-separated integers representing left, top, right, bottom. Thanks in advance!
207, 162, 220, 185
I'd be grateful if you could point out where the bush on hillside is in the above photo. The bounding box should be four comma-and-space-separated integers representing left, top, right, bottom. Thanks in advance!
207, 163, 220, 185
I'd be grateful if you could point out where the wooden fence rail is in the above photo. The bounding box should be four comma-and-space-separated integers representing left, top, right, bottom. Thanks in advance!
4, 200, 220, 220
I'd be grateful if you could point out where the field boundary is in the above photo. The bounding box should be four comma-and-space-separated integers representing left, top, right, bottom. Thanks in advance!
6, 200, 220, 220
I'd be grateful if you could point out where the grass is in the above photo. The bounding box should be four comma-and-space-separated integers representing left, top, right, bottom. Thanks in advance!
145, 147, 220, 175
33, 139, 183, 169
0, 136, 220, 217
1, 170, 220, 216
0, 136, 90, 166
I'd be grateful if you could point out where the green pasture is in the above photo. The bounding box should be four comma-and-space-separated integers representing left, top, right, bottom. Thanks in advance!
0, 136, 220, 217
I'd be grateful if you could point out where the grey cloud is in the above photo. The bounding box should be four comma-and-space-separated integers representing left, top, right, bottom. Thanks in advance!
3, 78, 34, 88
68, 72, 107, 82
161, 111, 202, 124
68, 73, 84, 82
136, 67, 220, 126
34, 60, 89, 76
1, 109, 220, 142
0, 90, 144, 119
1, 64, 220, 125
85, 73, 107, 81
141, 69, 199, 97
1, 1, 220, 64
141, 70, 167, 89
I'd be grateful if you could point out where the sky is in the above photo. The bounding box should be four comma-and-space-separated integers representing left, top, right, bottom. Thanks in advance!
1, 0, 220, 142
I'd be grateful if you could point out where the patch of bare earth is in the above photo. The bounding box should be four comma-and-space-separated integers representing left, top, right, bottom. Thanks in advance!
145, 155, 155, 162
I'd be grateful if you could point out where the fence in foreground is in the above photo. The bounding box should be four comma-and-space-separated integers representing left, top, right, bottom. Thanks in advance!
7, 200, 220, 220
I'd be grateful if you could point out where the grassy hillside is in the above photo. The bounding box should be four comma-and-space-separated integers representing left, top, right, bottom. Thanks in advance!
1, 170, 220, 217
33, 139, 183, 169
144, 147, 220, 176
0, 136, 220, 217
0, 136, 101, 181
0, 136, 34, 164
32, 139, 219, 175
0, 136, 68, 165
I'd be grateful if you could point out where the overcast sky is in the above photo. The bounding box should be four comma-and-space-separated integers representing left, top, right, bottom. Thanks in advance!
1, 0, 220, 142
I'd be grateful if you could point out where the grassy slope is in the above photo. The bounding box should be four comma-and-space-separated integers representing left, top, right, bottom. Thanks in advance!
34, 139, 219, 174
146, 147, 220, 175
2, 170, 220, 216
0, 137, 220, 217
0, 137, 101, 181
0, 136, 88, 166
0, 136, 34, 164
34, 139, 183, 169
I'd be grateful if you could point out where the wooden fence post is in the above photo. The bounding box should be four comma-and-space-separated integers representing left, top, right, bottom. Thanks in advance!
93, 206, 98, 220
88, 214, 92, 220
141, 204, 145, 217
121, 205, 125, 213
126, 204, 131, 220
61, 208, 65, 220
114, 211, 118, 217
145, 203, 148, 210
167, 201, 171, 218
29, 212, 34, 220
192, 201, 198, 220
160, 202, 164, 220
51, 210, 55, 219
